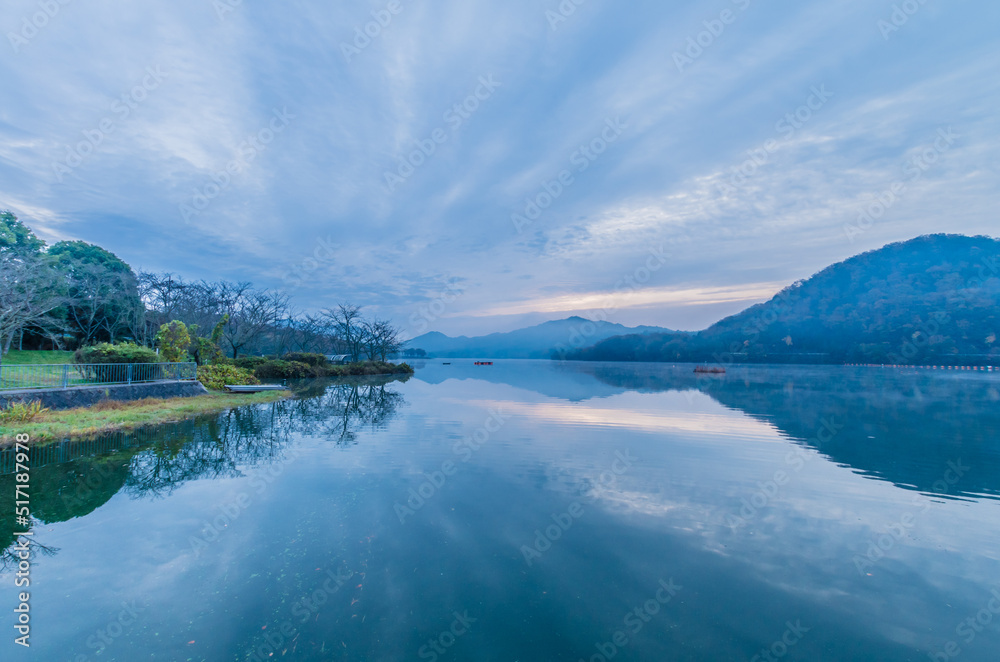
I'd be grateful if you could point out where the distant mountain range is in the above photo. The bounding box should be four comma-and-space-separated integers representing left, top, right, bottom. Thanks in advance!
565, 234, 1000, 365
408, 317, 677, 359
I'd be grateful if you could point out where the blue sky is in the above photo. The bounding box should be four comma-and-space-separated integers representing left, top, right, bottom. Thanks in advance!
2, 0, 998, 337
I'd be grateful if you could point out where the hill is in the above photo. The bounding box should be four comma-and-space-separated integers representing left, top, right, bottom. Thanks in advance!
409, 317, 676, 359
565, 234, 1000, 365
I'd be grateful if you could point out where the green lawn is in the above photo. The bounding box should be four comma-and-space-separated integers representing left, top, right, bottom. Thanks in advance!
1, 390, 290, 445
2, 350, 75, 365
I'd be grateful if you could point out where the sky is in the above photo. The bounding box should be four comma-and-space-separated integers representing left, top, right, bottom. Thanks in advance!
1, 0, 998, 338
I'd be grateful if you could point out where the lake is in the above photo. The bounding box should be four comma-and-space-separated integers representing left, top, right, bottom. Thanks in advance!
3, 361, 1000, 661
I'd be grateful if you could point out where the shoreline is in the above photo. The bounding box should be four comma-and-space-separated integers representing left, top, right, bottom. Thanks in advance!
0, 390, 291, 447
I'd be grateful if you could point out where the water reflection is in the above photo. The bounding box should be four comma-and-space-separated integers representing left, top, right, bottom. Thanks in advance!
285, 375, 409, 443
1, 364, 998, 661
0, 375, 409, 566
415, 361, 1000, 500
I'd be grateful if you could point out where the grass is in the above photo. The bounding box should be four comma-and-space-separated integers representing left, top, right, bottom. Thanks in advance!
0, 390, 290, 446
2, 350, 75, 365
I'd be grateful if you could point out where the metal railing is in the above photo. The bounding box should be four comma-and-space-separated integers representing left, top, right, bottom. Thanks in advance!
0, 362, 198, 392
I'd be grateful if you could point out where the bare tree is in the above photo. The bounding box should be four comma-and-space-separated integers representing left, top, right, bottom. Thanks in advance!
61, 262, 125, 346
139, 273, 224, 340
363, 318, 403, 362
323, 304, 365, 362
271, 306, 300, 357
0, 253, 64, 363
217, 282, 290, 358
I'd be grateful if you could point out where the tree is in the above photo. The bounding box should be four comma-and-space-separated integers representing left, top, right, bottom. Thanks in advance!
363, 318, 403, 362
323, 304, 365, 362
156, 321, 192, 362
190, 314, 228, 366
217, 282, 290, 358
0, 210, 45, 255
0, 252, 64, 362
49, 241, 143, 346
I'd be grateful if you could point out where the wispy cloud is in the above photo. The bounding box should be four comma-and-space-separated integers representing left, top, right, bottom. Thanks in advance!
1, 0, 997, 333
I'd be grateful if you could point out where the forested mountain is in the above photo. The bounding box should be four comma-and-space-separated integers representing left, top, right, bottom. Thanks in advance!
410, 317, 675, 359
566, 235, 1000, 365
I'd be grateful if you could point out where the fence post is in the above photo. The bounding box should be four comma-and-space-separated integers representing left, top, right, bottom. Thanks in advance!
127, 364, 133, 385
62, 364, 69, 389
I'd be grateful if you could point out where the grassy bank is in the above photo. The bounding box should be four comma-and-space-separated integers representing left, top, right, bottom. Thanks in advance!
2, 350, 75, 365
0, 390, 289, 446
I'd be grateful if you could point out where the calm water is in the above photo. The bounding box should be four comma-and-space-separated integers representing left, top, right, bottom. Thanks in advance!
3, 361, 1000, 661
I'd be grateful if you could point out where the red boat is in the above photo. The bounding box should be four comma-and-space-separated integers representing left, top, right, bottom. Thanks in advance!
474, 361, 494, 366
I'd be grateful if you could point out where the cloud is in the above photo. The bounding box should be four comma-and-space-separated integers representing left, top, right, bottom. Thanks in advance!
1, 0, 997, 334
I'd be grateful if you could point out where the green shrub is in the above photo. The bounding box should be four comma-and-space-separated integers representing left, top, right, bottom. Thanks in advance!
75, 343, 159, 365
231, 356, 270, 371
197, 365, 260, 391
323, 361, 415, 376
0, 400, 49, 423
281, 352, 329, 367
254, 360, 312, 379
156, 320, 192, 363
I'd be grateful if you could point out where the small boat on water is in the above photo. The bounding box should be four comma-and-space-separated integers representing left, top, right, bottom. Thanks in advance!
693, 366, 726, 374
474, 361, 494, 366
224, 384, 287, 393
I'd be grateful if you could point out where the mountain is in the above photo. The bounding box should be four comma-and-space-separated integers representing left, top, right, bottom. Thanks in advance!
565, 234, 1000, 365
408, 317, 677, 359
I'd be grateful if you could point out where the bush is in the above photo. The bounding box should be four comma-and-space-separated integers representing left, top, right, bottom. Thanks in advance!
281, 352, 329, 367
254, 360, 313, 379
156, 320, 192, 363
230, 356, 270, 371
323, 361, 415, 376
197, 365, 260, 391
75, 342, 159, 365
0, 400, 48, 423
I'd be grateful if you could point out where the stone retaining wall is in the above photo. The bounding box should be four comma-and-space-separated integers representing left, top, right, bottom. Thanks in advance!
0, 381, 209, 411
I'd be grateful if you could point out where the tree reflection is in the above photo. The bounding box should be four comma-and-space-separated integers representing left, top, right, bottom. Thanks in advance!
583, 363, 1000, 499
0, 374, 408, 565
285, 375, 408, 444
0, 537, 59, 575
